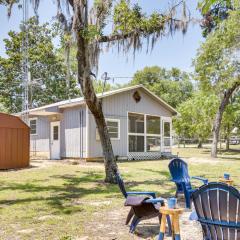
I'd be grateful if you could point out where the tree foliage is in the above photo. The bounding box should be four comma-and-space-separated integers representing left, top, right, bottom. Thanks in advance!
195, 11, 240, 93
0, 17, 80, 113
194, 10, 240, 156
198, 0, 239, 36
131, 66, 193, 108
0, 97, 8, 113
221, 94, 240, 144
174, 92, 218, 144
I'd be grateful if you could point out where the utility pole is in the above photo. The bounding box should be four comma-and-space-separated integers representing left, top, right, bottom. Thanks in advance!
101, 72, 111, 97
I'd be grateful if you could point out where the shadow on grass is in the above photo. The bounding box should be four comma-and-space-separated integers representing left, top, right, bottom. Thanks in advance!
135, 224, 160, 239
0, 172, 122, 214
218, 156, 240, 161
219, 148, 240, 154
0, 170, 176, 214
139, 169, 171, 178
0, 164, 38, 172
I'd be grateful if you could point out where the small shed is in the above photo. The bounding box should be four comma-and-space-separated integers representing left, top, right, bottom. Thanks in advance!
0, 113, 30, 169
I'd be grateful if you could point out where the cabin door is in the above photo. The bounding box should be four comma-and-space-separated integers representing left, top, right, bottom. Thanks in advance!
162, 120, 172, 152
50, 121, 60, 159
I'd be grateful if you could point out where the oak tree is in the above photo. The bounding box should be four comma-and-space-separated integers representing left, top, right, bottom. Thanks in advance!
194, 11, 240, 157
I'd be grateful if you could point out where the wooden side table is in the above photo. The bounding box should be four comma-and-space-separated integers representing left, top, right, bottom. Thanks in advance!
219, 178, 234, 186
158, 206, 184, 240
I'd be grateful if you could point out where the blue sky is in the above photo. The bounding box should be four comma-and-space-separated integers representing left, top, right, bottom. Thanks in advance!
0, 0, 204, 84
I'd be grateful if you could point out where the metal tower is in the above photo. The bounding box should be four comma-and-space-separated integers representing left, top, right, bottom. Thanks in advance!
21, 0, 30, 124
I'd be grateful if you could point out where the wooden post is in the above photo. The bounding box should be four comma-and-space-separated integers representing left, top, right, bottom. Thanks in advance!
173, 215, 181, 240
158, 214, 167, 240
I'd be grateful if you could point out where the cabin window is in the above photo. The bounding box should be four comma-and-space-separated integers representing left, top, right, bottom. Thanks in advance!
96, 119, 120, 140
29, 118, 37, 135
128, 113, 144, 134
128, 113, 162, 153
53, 126, 59, 140
146, 136, 161, 152
106, 119, 120, 139
129, 135, 144, 152
146, 115, 160, 135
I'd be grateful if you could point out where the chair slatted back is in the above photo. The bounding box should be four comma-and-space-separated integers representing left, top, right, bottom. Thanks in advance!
192, 183, 240, 240
168, 158, 191, 189
115, 171, 128, 198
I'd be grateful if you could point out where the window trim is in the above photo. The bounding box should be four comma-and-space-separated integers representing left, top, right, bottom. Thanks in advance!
96, 118, 120, 141
29, 118, 38, 136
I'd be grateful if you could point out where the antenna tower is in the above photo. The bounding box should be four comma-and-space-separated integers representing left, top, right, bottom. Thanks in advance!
21, 0, 29, 123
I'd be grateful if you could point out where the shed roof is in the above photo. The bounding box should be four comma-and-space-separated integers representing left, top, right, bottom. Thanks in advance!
0, 113, 29, 129
18, 85, 178, 116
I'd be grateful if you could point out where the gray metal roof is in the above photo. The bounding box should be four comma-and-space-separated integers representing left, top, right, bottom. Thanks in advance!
19, 85, 178, 115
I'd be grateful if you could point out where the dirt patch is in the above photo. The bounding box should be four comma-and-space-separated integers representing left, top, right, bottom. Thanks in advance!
84, 201, 202, 240
17, 229, 35, 234
38, 215, 63, 221
30, 159, 104, 170
72, 200, 112, 207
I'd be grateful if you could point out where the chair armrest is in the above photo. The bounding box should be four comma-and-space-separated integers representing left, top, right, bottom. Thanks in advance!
126, 191, 156, 198
170, 178, 183, 184
144, 197, 164, 204
191, 176, 208, 184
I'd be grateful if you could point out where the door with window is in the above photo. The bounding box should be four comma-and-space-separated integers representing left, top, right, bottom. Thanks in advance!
162, 120, 171, 152
50, 122, 60, 159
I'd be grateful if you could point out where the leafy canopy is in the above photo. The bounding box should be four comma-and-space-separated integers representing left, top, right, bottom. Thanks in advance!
174, 92, 219, 141
131, 66, 193, 108
194, 10, 240, 93
198, 0, 239, 36
0, 17, 80, 113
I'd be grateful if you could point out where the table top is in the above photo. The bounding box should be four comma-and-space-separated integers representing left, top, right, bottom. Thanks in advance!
160, 206, 184, 215
219, 178, 234, 183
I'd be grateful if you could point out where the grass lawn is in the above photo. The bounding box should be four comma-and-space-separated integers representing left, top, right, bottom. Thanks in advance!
0, 146, 240, 239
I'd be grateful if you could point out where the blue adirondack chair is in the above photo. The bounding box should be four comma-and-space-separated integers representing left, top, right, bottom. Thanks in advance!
115, 171, 172, 234
168, 158, 208, 208
192, 182, 240, 240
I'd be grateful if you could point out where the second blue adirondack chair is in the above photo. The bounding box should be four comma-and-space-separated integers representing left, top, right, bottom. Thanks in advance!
168, 158, 208, 208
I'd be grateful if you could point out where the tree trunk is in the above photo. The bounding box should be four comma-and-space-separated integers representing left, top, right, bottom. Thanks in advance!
72, 0, 118, 183
226, 136, 230, 151
211, 83, 239, 158
197, 139, 202, 148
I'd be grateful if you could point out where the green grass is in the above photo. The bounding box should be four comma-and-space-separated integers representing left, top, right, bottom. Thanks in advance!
0, 146, 240, 239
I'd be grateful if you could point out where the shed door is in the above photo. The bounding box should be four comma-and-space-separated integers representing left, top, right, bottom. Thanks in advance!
50, 122, 60, 160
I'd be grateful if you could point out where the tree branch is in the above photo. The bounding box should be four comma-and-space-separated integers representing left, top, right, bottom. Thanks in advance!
98, 16, 193, 43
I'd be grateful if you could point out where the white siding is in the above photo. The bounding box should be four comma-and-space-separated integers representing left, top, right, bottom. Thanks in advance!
61, 106, 87, 158
88, 89, 173, 158
30, 117, 50, 153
